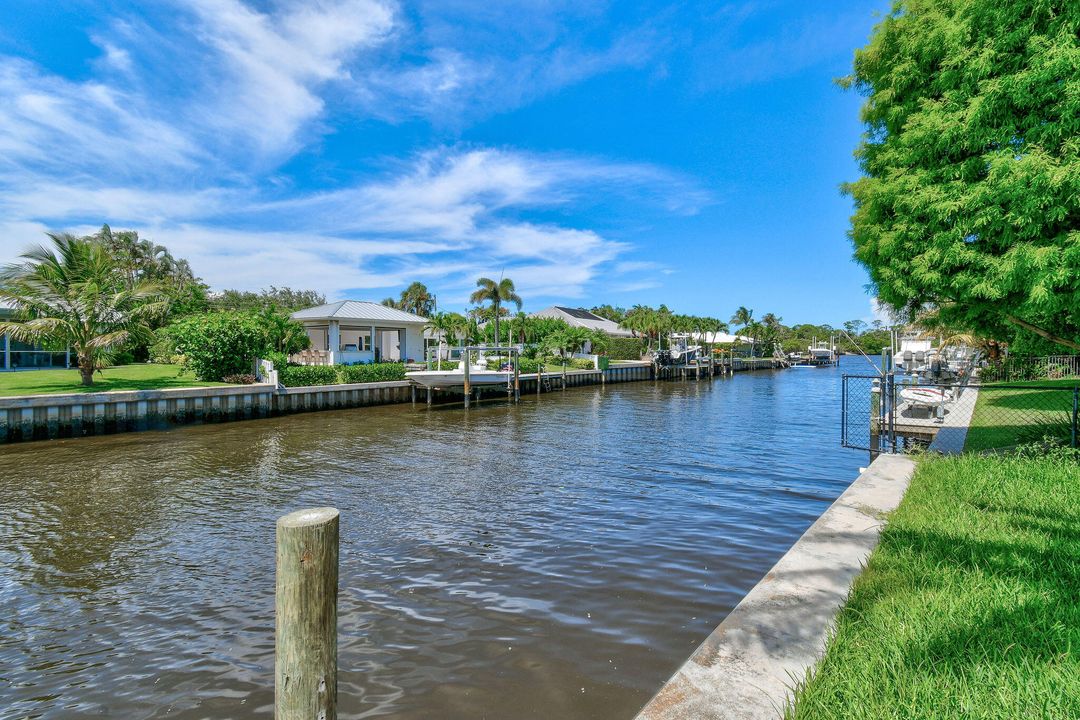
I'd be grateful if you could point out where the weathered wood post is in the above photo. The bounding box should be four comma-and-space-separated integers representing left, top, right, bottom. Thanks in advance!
513, 356, 520, 402
276, 507, 339, 720
463, 354, 472, 409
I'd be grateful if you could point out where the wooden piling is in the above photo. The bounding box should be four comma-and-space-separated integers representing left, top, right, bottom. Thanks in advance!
463, 359, 471, 409
276, 507, 339, 720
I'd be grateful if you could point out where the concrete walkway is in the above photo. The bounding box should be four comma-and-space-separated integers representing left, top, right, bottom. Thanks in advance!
927, 385, 979, 454
634, 454, 916, 720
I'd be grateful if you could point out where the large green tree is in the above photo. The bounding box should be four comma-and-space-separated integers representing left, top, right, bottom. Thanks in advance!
843, 0, 1079, 351
0, 233, 168, 385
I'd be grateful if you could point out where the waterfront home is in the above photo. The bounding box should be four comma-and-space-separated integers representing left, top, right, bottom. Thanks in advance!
530, 306, 634, 337
291, 301, 429, 364
0, 303, 71, 370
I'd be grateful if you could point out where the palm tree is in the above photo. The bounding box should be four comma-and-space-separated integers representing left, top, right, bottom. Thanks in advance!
730, 306, 753, 333
398, 281, 434, 317
380, 297, 400, 309
469, 277, 522, 348
423, 312, 456, 369
0, 233, 168, 385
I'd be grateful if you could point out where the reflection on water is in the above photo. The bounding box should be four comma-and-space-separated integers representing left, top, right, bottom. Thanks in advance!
0, 358, 865, 719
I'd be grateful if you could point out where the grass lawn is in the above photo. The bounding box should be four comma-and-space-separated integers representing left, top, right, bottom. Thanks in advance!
0, 363, 232, 397
787, 453, 1080, 720
965, 379, 1078, 452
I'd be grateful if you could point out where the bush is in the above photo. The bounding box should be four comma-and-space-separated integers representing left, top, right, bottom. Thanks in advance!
604, 336, 645, 360
266, 351, 289, 370
278, 365, 339, 387
163, 312, 269, 381
111, 351, 136, 366
149, 334, 175, 364
339, 363, 407, 383
222, 373, 257, 384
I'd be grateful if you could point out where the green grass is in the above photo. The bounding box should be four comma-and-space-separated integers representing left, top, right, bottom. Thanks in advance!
965, 379, 1077, 452
787, 453, 1080, 720
0, 363, 232, 396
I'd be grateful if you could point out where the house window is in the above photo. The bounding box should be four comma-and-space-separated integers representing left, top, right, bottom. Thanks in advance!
340, 327, 372, 352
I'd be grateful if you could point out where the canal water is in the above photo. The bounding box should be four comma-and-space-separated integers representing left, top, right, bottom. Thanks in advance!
1, 357, 869, 719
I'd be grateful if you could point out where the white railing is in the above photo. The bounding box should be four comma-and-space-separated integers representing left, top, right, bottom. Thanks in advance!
255, 358, 279, 386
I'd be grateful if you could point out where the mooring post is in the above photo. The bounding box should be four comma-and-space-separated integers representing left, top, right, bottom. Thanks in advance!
426, 387, 433, 406
410, 385, 416, 404
463, 357, 471, 409
513, 358, 520, 402
276, 507, 339, 720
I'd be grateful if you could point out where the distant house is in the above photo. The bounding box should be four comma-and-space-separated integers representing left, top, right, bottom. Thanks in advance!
530, 306, 634, 338
0, 303, 71, 370
291, 301, 429, 364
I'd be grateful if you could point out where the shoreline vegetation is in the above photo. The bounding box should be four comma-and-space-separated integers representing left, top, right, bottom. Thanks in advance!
787, 452, 1080, 719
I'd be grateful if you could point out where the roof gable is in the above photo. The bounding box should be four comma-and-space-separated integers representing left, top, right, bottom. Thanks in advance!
292, 300, 428, 324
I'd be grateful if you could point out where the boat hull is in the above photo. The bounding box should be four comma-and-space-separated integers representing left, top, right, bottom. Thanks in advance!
406, 370, 513, 389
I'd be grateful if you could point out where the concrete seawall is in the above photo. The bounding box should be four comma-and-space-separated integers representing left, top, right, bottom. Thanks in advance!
635, 454, 917, 720
0, 364, 655, 444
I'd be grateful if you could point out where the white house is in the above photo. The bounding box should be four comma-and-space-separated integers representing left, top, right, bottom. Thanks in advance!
291, 301, 429, 364
530, 306, 634, 337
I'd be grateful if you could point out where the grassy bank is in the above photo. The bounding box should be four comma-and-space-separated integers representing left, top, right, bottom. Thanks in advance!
787, 453, 1080, 720
965, 379, 1077, 452
0, 364, 232, 396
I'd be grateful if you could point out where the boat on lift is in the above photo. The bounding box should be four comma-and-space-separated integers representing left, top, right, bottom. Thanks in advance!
405, 364, 512, 389
406, 348, 515, 389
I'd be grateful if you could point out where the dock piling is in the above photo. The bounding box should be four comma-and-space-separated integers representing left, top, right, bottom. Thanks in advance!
275, 507, 339, 720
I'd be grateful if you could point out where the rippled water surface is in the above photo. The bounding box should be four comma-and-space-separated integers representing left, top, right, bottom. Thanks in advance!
1, 358, 868, 719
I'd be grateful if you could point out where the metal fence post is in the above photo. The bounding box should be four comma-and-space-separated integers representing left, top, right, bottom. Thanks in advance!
1073, 387, 1078, 449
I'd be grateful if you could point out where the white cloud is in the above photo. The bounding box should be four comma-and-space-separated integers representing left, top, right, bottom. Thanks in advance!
182, 0, 396, 156
0, 1, 703, 304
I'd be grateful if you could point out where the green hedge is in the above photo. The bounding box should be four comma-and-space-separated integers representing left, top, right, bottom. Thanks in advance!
278, 365, 339, 387
604, 336, 645, 360
485, 356, 596, 373
339, 363, 407, 383
278, 362, 407, 387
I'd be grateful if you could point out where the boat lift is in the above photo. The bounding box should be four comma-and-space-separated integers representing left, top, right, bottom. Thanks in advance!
461, 345, 521, 409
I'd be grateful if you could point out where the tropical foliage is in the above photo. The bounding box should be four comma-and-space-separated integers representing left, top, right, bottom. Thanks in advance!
380, 281, 435, 316
842, 0, 1080, 351
212, 286, 325, 312
162, 309, 309, 381
470, 277, 522, 346
0, 233, 169, 385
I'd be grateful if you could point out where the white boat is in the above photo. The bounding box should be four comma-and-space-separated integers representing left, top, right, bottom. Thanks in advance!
406, 364, 513, 389
899, 386, 950, 407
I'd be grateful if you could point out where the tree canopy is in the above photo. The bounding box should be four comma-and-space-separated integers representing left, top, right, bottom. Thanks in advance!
0, 233, 168, 384
843, 0, 1080, 350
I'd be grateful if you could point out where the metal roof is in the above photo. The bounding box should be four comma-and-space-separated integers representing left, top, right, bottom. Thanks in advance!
530, 305, 634, 337
291, 301, 428, 324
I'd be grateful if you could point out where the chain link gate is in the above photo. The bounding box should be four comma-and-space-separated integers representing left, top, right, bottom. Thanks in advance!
842, 374, 1080, 454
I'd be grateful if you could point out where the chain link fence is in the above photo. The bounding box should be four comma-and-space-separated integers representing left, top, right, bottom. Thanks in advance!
979, 355, 1080, 383
842, 374, 1079, 454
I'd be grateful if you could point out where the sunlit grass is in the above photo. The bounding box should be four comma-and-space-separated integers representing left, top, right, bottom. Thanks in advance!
787, 453, 1080, 720
0, 364, 232, 396
965, 379, 1077, 452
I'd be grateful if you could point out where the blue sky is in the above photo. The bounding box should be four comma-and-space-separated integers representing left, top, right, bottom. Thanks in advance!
0, 0, 890, 325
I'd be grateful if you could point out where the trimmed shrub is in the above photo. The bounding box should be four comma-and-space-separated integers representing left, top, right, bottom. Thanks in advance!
163, 312, 268, 381
604, 336, 645, 360
339, 363, 407, 384
279, 365, 339, 387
